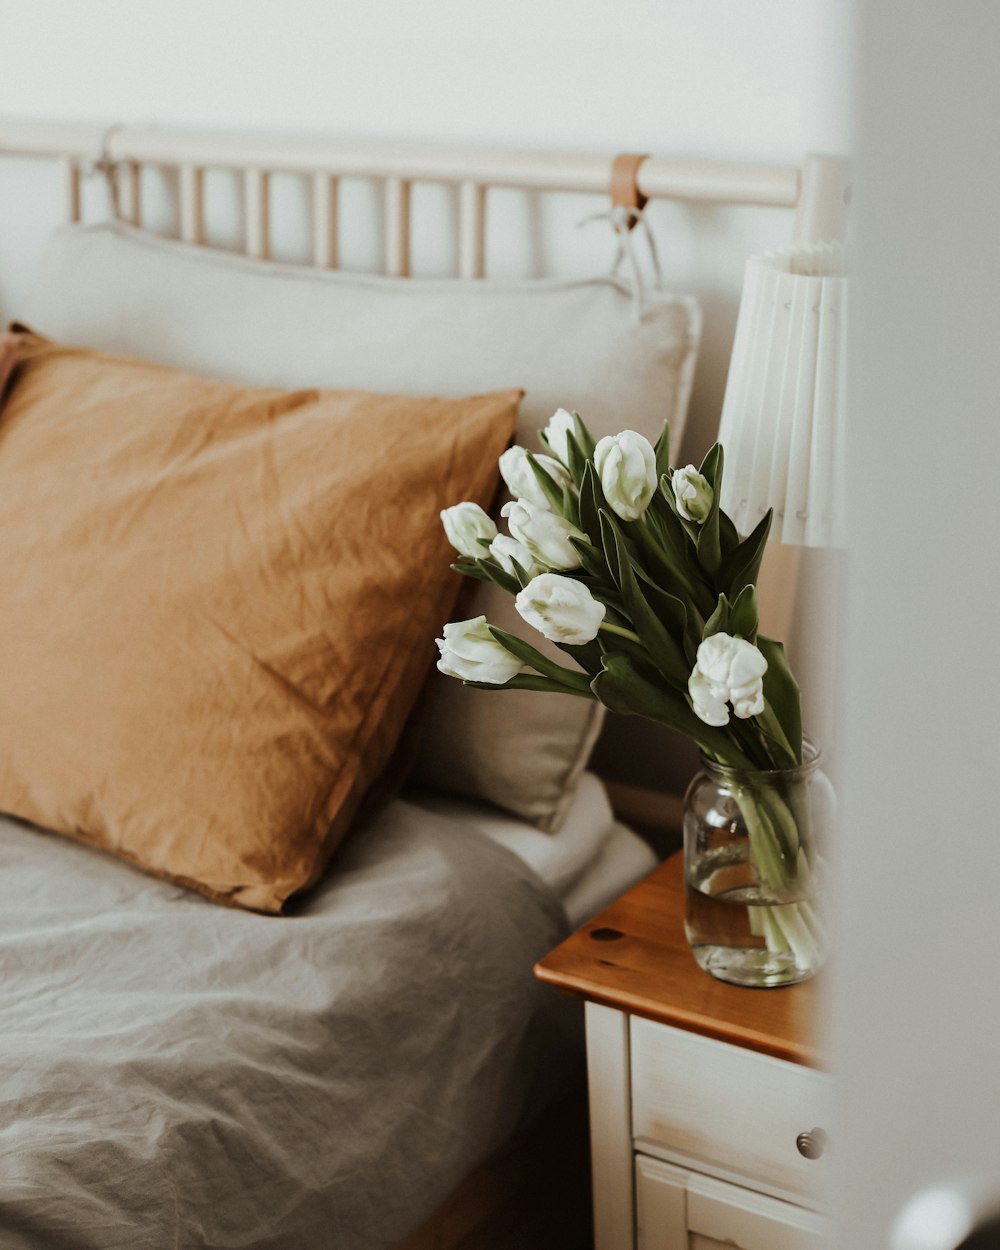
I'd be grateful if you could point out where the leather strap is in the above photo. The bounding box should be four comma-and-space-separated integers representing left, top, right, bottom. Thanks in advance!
610, 152, 650, 230
0, 326, 25, 412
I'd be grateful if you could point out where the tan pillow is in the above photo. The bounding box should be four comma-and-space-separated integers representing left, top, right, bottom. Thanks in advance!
0, 327, 518, 912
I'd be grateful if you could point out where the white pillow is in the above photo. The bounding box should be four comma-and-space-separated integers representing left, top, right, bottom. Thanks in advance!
24, 222, 701, 830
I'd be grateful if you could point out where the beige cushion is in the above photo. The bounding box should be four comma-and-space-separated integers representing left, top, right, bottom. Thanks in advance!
0, 326, 518, 911
25, 223, 701, 829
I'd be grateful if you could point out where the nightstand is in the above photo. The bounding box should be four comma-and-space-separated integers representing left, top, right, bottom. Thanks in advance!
535, 852, 831, 1250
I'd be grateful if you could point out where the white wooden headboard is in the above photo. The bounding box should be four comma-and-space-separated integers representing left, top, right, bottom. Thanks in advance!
0, 119, 849, 820
0, 120, 850, 274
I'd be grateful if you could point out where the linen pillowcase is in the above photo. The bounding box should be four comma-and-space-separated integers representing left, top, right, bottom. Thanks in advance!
24, 223, 702, 829
0, 326, 519, 912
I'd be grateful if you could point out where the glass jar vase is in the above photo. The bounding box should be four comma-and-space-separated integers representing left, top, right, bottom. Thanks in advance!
683, 740, 833, 988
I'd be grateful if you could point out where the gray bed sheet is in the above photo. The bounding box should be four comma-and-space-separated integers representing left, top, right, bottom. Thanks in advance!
0, 798, 576, 1249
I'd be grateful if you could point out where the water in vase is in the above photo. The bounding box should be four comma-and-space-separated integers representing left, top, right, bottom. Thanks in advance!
684, 843, 825, 988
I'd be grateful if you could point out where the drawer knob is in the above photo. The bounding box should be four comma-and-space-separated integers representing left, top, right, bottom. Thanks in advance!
796, 1127, 827, 1160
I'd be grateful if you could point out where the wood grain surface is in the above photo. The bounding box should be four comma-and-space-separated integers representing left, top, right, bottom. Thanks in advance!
535, 852, 824, 1067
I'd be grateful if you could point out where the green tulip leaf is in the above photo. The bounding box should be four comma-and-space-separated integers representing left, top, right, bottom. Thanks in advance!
719, 508, 742, 558
757, 634, 803, 762
630, 517, 678, 580
525, 451, 570, 513
599, 510, 626, 589
698, 442, 724, 491
601, 603, 633, 630
718, 509, 773, 598
561, 483, 582, 530
570, 411, 597, 459
633, 569, 694, 662
730, 584, 759, 641
487, 626, 593, 693
633, 513, 709, 613
472, 557, 521, 595
610, 526, 692, 688
508, 559, 536, 590
691, 444, 723, 574
755, 701, 800, 770
565, 432, 590, 488
579, 460, 607, 546
697, 514, 723, 578
450, 560, 491, 582
464, 674, 596, 699
569, 536, 612, 584
592, 653, 755, 766
653, 419, 673, 481
450, 559, 519, 595
557, 635, 606, 678
658, 471, 685, 521
597, 629, 651, 668
702, 593, 732, 640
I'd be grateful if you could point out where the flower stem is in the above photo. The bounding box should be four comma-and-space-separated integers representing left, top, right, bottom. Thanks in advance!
599, 621, 643, 644
732, 779, 827, 973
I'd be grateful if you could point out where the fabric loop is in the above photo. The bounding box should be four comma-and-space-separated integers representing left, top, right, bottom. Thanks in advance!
574, 152, 661, 320
83, 123, 125, 219
577, 201, 664, 322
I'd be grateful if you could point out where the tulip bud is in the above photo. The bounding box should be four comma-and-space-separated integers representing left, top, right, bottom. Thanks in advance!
594, 430, 658, 522
489, 534, 544, 580
501, 499, 588, 571
688, 632, 768, 726
498, 446, 572, 510
539, 408, 577, 466
435, 617, 524, 685
514, 573, 606, 645
441, 502, 498, 558
672, 465, 714, 524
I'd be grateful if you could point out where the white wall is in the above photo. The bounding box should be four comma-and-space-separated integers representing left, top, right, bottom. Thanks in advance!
0, 0, 850, 458
0, 0, 851, 789
0, 0, 847, 152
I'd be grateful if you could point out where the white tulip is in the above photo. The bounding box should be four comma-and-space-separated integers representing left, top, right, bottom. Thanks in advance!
539, 408, 578, 466
489, 533, 544, 580
441, 502, 498, 559
498, 445, 572, 510
688, 669, 731, 727
501, 498, 588, 571
731, 682, 767, 721
435, 617, 524, 685
672, 465, 714, 523
515, 573, 606, 645
594, 430, 658, 522
688, 632, 768, 725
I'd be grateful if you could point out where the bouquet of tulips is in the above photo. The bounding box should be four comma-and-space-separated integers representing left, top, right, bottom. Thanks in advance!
436, 408, 824, 971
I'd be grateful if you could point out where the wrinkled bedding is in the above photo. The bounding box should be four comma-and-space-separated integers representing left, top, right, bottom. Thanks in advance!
0, 799, 574, 1249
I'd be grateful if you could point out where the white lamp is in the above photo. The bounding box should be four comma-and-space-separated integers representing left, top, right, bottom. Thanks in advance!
717, 242, 847, 548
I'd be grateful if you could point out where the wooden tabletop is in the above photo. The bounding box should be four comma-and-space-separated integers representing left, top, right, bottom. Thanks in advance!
535, 852, 825, 1067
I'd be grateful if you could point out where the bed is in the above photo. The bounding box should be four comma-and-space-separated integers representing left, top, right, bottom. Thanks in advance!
0, 121, 847, 1249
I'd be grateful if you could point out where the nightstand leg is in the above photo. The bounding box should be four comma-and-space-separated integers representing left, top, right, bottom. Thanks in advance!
584, 1002, 635, 1249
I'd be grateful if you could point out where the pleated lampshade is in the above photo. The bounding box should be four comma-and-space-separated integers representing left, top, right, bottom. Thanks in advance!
718, 242, 847, 547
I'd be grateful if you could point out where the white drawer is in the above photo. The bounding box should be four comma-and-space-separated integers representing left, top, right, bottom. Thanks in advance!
630, 1017, 832, 1204
636, 1155, 831, 1250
